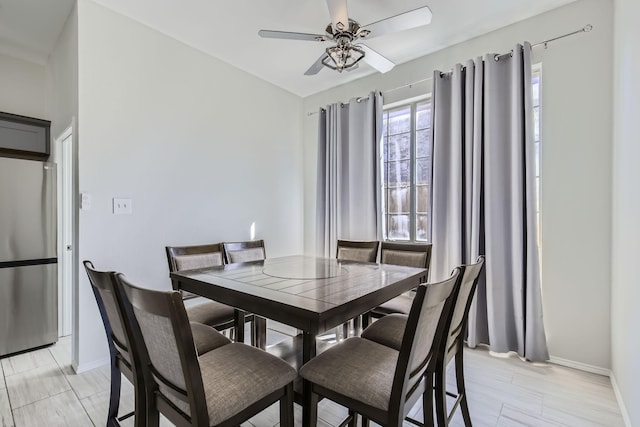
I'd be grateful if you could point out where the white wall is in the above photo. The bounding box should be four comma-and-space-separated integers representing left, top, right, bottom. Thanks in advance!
0, 54, 47, 119
47, 3, 79, 142
611, 0, 640, 424
302, 0, 613, 370
75, 0, 304, 370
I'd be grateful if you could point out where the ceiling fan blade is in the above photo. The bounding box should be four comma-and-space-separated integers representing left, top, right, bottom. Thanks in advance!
359, 6, 432, 39
357, 44, 395, 73
259, 30, 327, 42
326, 0, 349, 33
305, 53, 329, 75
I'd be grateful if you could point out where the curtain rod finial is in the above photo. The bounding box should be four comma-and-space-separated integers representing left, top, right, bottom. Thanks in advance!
584, 24, 593, 32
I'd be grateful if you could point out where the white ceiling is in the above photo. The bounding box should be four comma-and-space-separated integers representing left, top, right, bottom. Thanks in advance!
0, 0, 75, 64
1, 0, 576, 97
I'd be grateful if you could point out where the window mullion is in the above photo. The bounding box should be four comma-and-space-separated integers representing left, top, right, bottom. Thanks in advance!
410, 102, 417, 241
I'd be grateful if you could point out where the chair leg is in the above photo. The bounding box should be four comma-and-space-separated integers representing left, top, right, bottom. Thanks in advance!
362, 312, 371, 329
107, 361, 121, 427
353, 315, 361, 336
132, 375, 147, 427
423, 372, 435, 427
455, 350, 472, 427
253, 316, 267, 350
435, 359, 448, 427
279, 384, 294, 427
347, 409, 357, 427
307, 392, 319, 427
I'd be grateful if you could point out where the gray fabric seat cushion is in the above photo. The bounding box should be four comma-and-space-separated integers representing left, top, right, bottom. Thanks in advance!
189, 322, 231, 355
372, 293, 414, 316
361, 314, 408, 351
184, 298, 236, 326
299, 337, 398, 411
199, 343, 297, 425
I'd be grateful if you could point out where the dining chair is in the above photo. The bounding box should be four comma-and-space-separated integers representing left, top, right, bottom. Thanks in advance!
84, 261, 231, 427
119, 275, 296, 427
334, 239, 380, 338
362, 242, 432, 328
299, 268, 461, 427
361, 257, 486, 426
221, 239, 267, 348
166, 243, 256, 345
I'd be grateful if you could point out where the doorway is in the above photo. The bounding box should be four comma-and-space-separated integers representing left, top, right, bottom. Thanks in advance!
55, 126, 73, 337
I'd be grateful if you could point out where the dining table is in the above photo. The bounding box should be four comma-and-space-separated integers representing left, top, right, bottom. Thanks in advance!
170, 254, 428, 425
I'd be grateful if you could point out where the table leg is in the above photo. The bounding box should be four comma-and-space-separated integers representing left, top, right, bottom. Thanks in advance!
234, 310, 245, 343
253, 316, 267, 350
302, 331, 317, 426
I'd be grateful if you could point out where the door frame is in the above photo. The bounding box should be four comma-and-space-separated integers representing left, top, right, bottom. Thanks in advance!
54, 125, 74, 337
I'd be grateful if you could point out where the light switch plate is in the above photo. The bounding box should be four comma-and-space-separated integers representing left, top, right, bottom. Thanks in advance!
113, 198, 133, 215
80, 193, 91, 210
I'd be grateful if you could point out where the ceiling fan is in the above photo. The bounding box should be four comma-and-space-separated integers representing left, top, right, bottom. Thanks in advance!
258, 0, 432, 75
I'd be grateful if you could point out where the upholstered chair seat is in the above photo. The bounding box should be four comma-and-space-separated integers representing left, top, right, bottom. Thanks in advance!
198, 343, 296, 425
360, 313, 407, 351
189, 322, 231, 355
183, 298, 237, 326
300, 337, 398, 412
370, 294, 414, 317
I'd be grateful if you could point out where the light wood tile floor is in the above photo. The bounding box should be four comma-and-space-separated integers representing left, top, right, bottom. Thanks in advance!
0, 324, 625, 427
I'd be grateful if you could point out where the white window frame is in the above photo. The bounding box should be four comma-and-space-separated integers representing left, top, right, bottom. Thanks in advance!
381, 94, 432, 242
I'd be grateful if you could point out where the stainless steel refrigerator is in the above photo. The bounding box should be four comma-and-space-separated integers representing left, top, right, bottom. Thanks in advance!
0, 157, 57, 356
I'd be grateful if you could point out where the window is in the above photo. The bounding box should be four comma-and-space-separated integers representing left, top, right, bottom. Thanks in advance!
381, 69, 542, 244
381, 97, 432, 242
532, 66, 542, 249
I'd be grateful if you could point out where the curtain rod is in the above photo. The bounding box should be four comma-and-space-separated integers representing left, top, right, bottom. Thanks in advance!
531, 24, 592, 49
307, 24, 593, 117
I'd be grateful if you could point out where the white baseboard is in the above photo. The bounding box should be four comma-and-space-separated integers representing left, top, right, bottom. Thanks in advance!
72, 356, 110, 374
548, 356, 610, 376
610, 373, 633, 427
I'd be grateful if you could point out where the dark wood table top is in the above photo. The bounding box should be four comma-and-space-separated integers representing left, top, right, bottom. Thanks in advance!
171, 255, 427, 334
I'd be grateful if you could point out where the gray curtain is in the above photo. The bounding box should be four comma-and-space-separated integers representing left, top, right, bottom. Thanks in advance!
430, 43, 549, 362
316, 92, 383, 258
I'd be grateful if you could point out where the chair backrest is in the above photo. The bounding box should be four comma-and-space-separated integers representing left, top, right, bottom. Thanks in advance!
222, 240, 266, 264
165, 243, 224, 272
444, 256, 485, 362
380, 242, 432, 269
389, 267, 462, 423
166, 243, 225, 299
336, 240, 380, 263
83, 261, 144, 377
119, 275, 209, 425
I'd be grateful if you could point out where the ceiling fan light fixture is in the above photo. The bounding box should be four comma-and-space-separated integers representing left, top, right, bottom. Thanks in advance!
323, 44, 364, 72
